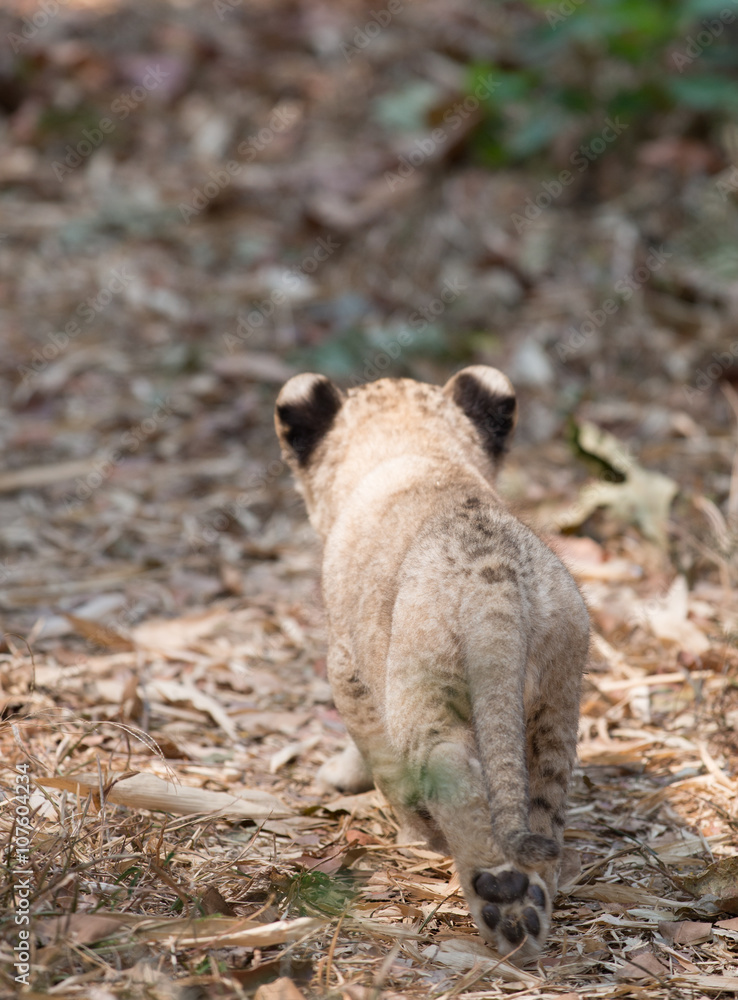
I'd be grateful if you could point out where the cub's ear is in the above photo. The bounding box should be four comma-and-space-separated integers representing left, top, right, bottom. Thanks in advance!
275, 373, 344, 467
443, 365, 517, 459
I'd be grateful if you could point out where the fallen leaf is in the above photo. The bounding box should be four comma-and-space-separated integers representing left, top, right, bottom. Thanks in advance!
212, 351, 296, 384
65, 614, 135, 652
35, 913, 131, 946
230, 957, 313, 990
270, 736, 321, 773
658, 920, 712, 945
618, 949, 669, 980
644, 576, 710, 655
140, 915, 324, 948
321, 789, 386, 815
149, 679, 238, 740
37, 771, 291, 820
559, 421, 678, 546
200, 886, 236, 916
422, 938, 541, 986
681, 857, 738, 914
255, 977, 307, 1000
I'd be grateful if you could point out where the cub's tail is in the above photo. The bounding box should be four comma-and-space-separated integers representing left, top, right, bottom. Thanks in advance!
465, 635, 559, 867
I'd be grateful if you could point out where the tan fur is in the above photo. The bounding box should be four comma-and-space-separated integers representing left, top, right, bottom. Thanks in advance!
275, 367, 589, 957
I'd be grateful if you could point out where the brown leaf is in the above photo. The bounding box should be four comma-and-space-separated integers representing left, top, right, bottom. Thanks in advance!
212, 351, 296, 384
65, 614, 135, 652
35, 913, 130, 946
618, 949, 669, 980
231, 959, 313, 990
255, 978, 308, 1000
658, 920, 712, 945
37, 771, 291, 820
135, 915, 323, 949
200, 886, 236, 916
681, 857, 738, 914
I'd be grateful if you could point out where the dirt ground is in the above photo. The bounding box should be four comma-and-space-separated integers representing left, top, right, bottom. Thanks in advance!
2, 1, 738, 997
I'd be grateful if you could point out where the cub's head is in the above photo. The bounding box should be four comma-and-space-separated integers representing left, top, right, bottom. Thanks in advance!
275, 366, 517, 533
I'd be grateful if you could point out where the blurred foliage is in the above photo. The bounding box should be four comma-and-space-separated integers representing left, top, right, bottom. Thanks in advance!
471, 0, 738, 166
281, 869, 359, 917
291, 319, 451, 380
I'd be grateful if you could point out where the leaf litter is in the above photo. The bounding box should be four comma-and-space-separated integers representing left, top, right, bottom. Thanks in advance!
0, 0, 738, 997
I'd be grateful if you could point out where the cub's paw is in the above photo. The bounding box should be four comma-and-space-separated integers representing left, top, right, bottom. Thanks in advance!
471, 867, 550, 957
316, 743, 374, 794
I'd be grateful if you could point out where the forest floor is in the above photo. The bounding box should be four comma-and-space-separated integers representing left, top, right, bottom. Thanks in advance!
1, 1, 738, 997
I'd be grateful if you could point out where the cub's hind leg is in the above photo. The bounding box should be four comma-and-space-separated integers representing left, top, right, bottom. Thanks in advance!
401, 738, 553, 958
317, 737, 374, 794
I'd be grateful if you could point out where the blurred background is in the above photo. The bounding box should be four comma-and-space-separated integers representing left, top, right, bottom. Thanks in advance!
0, 0, 737, 637
4, 5, 738, 994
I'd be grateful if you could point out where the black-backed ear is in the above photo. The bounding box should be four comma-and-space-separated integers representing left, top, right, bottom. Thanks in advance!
275, 373, 344, 467
443, 366, 517, 460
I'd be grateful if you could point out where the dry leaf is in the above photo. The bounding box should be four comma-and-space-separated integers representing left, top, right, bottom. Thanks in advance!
212, 351, 296, 383
65, 614, 135, 651
35, 913, 131, 946
149, 679, 238, 740
681, 857, 738, 914
559, 420, 678, 546
422, 938, 541, 986
255, 977, 307, 1000
270, 736, 321, 773
618, 949, 669, 980
677, 974, 738, 991
132, 610, 231, 650
321, 790, 385, 815
37, 771, 291, 820
200, 886, 236, 916
140, 915, 323, 948
658, 920, 712, 945
645, 576, 710, 655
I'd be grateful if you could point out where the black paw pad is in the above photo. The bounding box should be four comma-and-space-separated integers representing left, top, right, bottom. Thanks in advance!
500, 918, 524, 945
482, 903, 500, 930
523, 906, 541, 936
527, 883, 546, 908
474, 869, 529, 903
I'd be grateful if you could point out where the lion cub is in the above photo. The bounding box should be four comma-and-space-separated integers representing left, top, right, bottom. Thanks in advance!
275, 367, 589, 956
